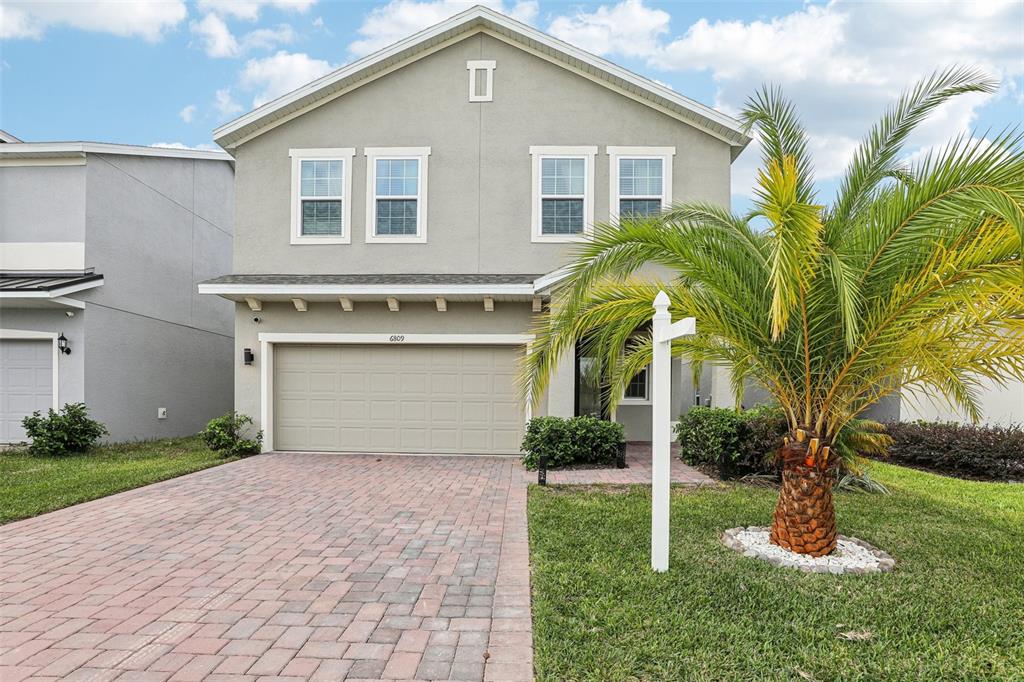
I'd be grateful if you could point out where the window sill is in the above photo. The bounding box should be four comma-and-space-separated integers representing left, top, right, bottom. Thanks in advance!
290, 234, 351, 245
531, 233, 589, 244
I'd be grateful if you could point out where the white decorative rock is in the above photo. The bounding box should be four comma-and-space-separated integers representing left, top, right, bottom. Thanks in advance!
720, 527, 895, 575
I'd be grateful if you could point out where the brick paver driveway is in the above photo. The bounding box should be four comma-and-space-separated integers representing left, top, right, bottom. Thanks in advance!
0, 454, 533, 681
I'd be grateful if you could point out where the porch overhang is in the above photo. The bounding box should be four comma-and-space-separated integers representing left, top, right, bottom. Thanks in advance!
0, 271, 104, 309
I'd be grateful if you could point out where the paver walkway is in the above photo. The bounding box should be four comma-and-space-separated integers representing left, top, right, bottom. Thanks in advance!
0, 454, 533, 682
544, 443, 713, 485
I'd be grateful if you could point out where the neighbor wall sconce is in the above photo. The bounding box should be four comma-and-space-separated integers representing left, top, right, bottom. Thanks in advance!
243, 348, 254, 365
57, 333, 71, 355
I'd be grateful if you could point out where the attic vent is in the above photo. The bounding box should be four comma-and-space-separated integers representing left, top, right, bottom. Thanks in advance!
466, 60, 496, 102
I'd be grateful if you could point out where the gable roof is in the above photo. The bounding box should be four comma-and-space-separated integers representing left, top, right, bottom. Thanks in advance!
0, 130, 22, 143
213, 5, 751, 158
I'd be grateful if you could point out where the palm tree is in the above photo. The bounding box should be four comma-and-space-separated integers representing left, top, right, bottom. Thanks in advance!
521, 67, 1024, 556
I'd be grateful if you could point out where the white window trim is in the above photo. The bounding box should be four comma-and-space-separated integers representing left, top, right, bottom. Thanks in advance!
621, 365, 651, 405
0, 329, 60, 411
257, 332, 534, 452
365, 147, 431, 244
607, 146, 675, 223
530, 145, 597, 243
289, 148, 355, 245
467, 59, 496, 102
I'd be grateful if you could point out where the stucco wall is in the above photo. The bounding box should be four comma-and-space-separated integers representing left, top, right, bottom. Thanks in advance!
84, 304, 233, 441
0, 164, 86, 243
76, 154, 236, 440
901, 380, 1024, 425
232, 31, 732, 276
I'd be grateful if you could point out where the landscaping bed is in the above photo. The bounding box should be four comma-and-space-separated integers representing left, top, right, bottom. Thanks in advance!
528, 462, 1024, 680
0, 436, 240, 523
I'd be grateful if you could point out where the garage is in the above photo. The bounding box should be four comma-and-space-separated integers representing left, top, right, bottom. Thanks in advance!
273, 344, 525, 454
0, 339, 54, 443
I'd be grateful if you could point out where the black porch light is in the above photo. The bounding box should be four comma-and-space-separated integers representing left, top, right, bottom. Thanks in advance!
57, 333, 71, 355
243, 348, 255, 365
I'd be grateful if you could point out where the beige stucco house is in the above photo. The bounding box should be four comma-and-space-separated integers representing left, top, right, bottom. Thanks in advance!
200, 5, 751, 454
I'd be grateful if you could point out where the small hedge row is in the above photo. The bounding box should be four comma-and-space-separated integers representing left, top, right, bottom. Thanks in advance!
881, 421, 1024, 481
521, 415, 624, 470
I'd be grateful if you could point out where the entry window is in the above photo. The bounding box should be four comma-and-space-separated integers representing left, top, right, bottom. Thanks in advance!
607, 147, 675, 221
530, 146, 596, 243
365, 147, 430, 243
289, 148, 354, 244
623, 367, 650, 401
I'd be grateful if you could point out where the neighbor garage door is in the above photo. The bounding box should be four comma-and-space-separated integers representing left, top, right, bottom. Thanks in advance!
274, 344, 525, 454
0, 339, 53, 443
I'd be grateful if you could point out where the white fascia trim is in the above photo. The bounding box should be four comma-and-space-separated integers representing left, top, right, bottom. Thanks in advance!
0, 157, 86, 167
0, 329, 60, 410
0, 130, 22, 143
0, 277, 104, 299
289, 148, 355, 245
365, 147, 431, 244
607, 146, 675, 223
213, 6, 748, 151
198, 282, 536, 296
532, 266, 573, 292
530, 146, 597, 244
0, 142, 232, 162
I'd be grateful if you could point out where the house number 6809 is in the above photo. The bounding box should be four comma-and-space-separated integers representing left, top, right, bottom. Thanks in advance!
389, 335, 406, 342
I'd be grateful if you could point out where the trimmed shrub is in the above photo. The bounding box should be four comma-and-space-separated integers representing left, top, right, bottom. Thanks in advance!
881, 421, 1024, 481
21, 403, 108, 456
675, 406, 785, 478
521, 415, 624, 470
200, 412, 263, 457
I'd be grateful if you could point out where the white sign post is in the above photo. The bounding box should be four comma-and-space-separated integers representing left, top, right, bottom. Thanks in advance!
651, 291, 696, 572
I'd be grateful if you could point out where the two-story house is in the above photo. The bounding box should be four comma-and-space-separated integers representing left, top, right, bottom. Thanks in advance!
199, 6, 751, 454
0, 140, 235, 442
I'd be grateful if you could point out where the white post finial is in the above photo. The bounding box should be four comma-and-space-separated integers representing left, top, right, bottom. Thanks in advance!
653, 290, 671, 310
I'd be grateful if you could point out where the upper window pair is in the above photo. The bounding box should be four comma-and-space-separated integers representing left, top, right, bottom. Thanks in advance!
289, 147, 429, 244
530, 146, 674, 243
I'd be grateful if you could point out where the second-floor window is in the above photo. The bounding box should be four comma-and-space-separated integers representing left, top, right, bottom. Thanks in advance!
289, 148, 354, 244
608, 146, 675, 222
530, 146, 596, 243
365, 147, 430, 244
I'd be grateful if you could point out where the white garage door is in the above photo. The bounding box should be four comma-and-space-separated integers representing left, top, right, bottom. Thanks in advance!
0, 340, 54, 443
274, 344, 525, 454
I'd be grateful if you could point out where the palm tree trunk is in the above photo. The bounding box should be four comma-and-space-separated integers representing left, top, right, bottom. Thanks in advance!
769, 438, 837, 556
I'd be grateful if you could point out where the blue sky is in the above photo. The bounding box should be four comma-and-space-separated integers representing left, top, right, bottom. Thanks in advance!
2, 0, 1021, 207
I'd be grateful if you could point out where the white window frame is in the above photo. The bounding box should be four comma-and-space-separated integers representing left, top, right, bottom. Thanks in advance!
467, 60, 496, 102
365, 147, 430, 244
621, 365, 651, 405
607, 146, 675, 222
289, 148, 354, 245
530, 146, 597, 243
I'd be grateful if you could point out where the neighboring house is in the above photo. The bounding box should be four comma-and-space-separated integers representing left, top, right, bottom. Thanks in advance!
199, 5, 751, 454
0, 140, 235, 443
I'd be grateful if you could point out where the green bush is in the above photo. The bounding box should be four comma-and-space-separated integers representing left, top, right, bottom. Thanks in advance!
21, 403, 108, 456
521, 415, 624, 470
674, 405, 785, 478
881, 421, 1024, 481
200, 412, 263, 457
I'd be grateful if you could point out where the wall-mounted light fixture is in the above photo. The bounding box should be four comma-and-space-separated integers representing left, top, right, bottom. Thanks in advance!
57, 333, 71, 355
243, 348, 254, 365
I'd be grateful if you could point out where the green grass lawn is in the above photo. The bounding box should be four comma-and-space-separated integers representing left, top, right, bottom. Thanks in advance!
529, 463, 1024, 681
0, 437, 239, 524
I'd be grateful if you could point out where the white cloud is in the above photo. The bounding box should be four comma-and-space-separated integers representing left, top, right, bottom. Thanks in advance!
191, 13, 239, 57
190, 13, 295, 58
1, 0, 186, 40
239, 51, 336, 107
548, 0, 669, 60
196, 0, 317, 22
179, 104, 198, 123
215, 88, 244, 117
543, 0, 1023, 197
348, 0, 538, 57
151, 142, 220, 151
